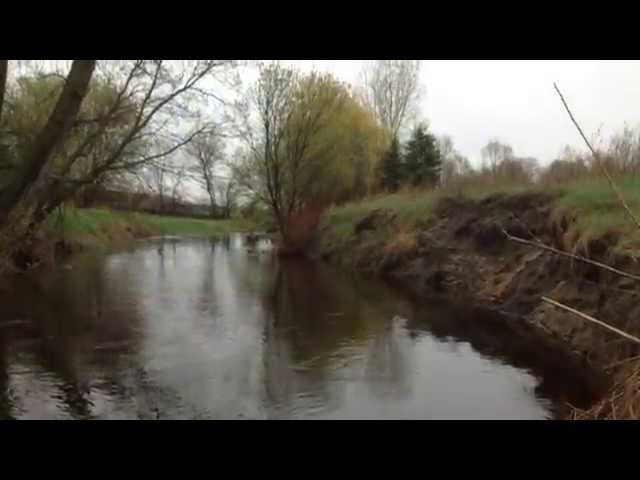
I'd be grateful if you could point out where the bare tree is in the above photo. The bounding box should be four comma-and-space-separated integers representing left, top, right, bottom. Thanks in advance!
361, 60, 422, 140
145, 163, 167, 213
22, 60, 236, 223
608, 124, 640, 175
496, 156, 538, 184
215, 177, 237, 219
139, 159, 189, 215
480, 139, 513, 179
188, 129, 225, 217
168, 166, 187, 212
437, 135, 472, 185
437, 135, 454, 160
141, 161, 183, 214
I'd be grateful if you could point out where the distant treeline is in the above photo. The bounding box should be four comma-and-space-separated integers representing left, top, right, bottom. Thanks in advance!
76, 186, 227, 219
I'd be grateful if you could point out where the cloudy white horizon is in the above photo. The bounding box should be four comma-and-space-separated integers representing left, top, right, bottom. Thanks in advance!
260, 60, 640, 168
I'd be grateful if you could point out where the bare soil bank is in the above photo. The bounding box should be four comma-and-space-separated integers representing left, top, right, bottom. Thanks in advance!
312, 192, 640, 412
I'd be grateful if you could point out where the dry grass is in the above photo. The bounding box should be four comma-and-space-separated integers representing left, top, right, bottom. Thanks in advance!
382, 225, 417, 256
323, 175, 640, 260
571, 359, 640, 420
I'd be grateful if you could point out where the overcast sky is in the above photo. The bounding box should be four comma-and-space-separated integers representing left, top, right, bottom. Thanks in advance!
259, 60, 640, 167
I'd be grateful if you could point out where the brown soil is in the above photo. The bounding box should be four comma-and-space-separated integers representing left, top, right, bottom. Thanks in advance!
313, 192, 640, 412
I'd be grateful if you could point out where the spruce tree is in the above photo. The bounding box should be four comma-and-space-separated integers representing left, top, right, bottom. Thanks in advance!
379, 136, 403, 192
404, 124, 441, 186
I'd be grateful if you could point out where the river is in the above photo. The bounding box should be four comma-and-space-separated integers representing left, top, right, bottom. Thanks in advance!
0, 234, 594, 419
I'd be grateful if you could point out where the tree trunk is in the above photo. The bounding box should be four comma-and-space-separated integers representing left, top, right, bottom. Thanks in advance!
0, 60, 7, 125
0, 60, 96, 215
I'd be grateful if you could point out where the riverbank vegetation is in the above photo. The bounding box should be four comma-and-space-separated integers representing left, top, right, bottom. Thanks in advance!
45, 207, 253, 250
2, 59, 640, 419
322, 175, 640, 259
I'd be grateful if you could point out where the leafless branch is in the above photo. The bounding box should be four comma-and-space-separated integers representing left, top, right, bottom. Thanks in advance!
542, 296, 640, 345
554, 82, 640, 231
361, 60, 421, 139
502, 228, 640, 283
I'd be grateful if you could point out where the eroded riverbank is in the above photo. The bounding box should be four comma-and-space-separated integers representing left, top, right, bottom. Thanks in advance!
313, 192, 640, 414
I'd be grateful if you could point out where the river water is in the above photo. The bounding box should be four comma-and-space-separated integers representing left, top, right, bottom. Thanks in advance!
0, 234, 593, 419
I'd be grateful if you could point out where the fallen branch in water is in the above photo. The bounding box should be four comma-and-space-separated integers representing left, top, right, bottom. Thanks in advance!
541, 296, 640, 345
502, 228, 640, 283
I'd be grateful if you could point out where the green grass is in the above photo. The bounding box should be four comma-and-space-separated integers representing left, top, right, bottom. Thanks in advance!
323, 176, 640, 255
325, 190, 437, 241
556, 176, 640, 252
324, 180, 546, 242
46, 207, 255, 249
134, 212, 253, 236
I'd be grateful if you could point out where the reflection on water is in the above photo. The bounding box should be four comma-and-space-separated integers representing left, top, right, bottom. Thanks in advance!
0, 234, 592, 419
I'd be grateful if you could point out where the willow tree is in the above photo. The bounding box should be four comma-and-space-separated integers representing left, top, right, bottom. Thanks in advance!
304, 82, 386, 201
235, 64, 347, 240
235, 64, 386, 241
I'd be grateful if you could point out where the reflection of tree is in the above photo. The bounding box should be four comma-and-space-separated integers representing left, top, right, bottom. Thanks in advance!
0, 235, 490, 419
364, 318, 412, 400
157, 241, 166, 279
0, 250, 148, 419
220, 234, 231, 251
30, 338, 94, 419
258, 258, 415, 416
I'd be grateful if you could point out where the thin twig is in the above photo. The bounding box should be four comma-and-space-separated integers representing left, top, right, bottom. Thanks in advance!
542, 296, 640, 345
604, 354, 640, 370
580, 278, 640, 298
502, 228, 640, 282
554, 83, 640, 231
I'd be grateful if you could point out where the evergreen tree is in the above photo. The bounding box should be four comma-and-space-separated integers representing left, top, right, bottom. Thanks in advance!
379, 136, 403, 192
403, 124, 441, 186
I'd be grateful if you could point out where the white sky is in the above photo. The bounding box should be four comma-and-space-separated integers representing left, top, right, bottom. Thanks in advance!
249, 60, 640, 167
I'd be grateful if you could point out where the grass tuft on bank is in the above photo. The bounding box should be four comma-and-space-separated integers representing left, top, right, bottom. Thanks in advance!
322, 176, 640, 256
556, 177, 640, 253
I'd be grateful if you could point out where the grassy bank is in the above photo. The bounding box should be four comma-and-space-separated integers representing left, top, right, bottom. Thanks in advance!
322, 176, 640, 256
45, 207, 256, 250
319, 175, 640, 420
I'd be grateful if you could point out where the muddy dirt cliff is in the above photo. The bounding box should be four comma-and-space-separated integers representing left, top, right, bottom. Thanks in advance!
312, 192, 640, 382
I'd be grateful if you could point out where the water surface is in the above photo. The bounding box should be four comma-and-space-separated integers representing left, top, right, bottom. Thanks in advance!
0, 234, 589, 419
